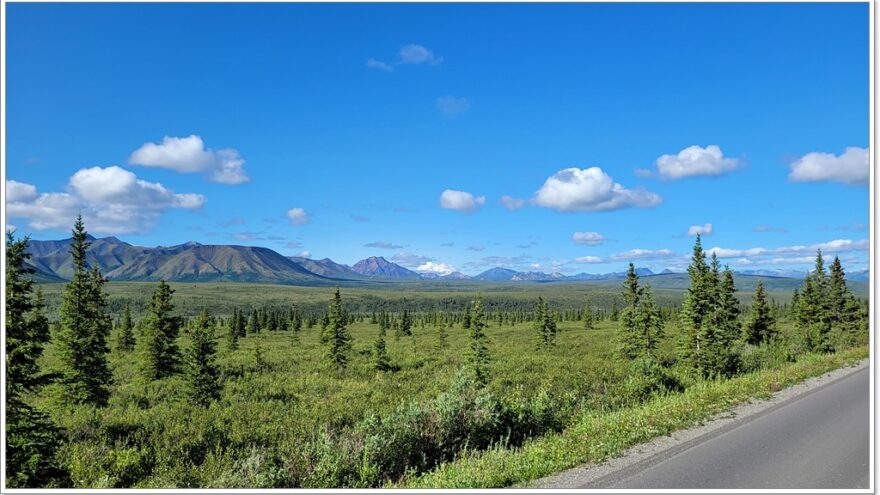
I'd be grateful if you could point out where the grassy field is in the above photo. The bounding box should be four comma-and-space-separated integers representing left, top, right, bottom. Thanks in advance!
29, 280, 868, 488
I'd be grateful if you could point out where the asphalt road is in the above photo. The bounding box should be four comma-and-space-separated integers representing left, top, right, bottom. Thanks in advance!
583, 366, 871, 489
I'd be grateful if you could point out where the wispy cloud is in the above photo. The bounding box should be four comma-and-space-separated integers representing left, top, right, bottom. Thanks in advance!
398, 44, 443, 65
500, 195, 525, 211
753, 224, 787, 233
572, 231, 605, 246
364, 241, 404, 249
466, 245, 486, 251
610, 248, 676, 261
128, 135, 249, 184
366, 58, 394, 72
391, 252, 432, 267
436, 95, 469, 115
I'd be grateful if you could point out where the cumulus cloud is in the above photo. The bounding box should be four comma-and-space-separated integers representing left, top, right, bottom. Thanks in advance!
439, 189, 485, 213
688, 223, 713, 237
610, 248, 675, 261
653, 145, 739, 180
286, 208, 310, 226
436, 95, 469, 115
788, 147, 868, 185
398, 44, 443, 65
500, 195, 525, 211
128, 135, 250, 184
366, 58, 394, 72
364, 241, 404, 249
417, 261, 454, 275
298, 250, 312, 258
533, 167, 661, 212
574, 255, 603, 263
572, 231, 605, 246
7, 180, 37, 202
6, 167, 205, 234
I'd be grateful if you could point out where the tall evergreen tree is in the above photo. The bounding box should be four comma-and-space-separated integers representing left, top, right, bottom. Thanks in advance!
54, 215, 112, 405
794, 250, 832, 351
534, 297, 557, 348
186, 310, 221, 406
324, 287, 352, 369
743, 280, 776, 345
225, 312, 240, 352
467, 296, 491, 386
436, 316, 449, 351
616, 264, 663, 360
116, 303, 136, 352
137, 280, 181, 380
677, 235, 719, 375
5, 232, 68, 487
583, 301, 596, 332
399, 308, 413, 336
372, 328, 393, 372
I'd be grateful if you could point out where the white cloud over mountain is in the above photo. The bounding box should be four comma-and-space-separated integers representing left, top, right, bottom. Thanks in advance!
6, 166, 205, 234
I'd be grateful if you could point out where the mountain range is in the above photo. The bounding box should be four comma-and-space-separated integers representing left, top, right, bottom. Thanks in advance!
21, 235, 868, 286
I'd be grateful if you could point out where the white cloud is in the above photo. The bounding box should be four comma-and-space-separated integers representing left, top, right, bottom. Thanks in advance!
500, 195, 525, 211
610, 248, 675, 261
286, 208, 310, 226
128, 135, 250, 184
417, 261, 454, 275
366, 58, 394, 72
707, 238, 868, 261
788, 146, 868, 185
298, 250, 312, 258
572, 231, 605, 246
533, 167, 662, 212
436, 95, 469, 115
6, 180, 37, 202
688, 223, 713, 237
6, 167, 205, 234
654, 145, 739, 180
574, 255, 603, 263
398, 44, 443, 65
439, 189, 485, 213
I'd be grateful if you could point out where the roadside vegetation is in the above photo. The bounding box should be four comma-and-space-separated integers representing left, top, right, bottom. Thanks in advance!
6, 218, 869, 488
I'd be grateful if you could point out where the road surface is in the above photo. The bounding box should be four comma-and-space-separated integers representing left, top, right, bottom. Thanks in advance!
577, 365, 871, 489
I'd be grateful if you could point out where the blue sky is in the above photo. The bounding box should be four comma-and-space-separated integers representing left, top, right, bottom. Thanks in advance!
5, 3, 870, 276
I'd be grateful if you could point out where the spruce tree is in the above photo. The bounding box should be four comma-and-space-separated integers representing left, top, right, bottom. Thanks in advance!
616, 263, 643, 360
467, 296, 491, 386
137, 280, 181, 380
226, 315, 240, 352
743, 280, 776, 345
116, 303, 136, 352
794, 250, 832, 351
677, 235, 716, 375
55, 215, 112, 405
399, 308, 413, 336
324, 287, 352, 369
186, 310, 221, 406
5, 232, 68, 487
372, 328, 393, 372
534, 297, 557, 348
436, 316, 449, 351
583, 301, 596, 332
